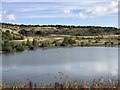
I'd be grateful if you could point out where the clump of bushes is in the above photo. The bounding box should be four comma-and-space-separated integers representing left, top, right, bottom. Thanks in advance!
15, 44, 25, 51
61, 37, 76, 46
32, 38, 39, 47
27, 39, 39, 50
2, 41, 15, 52
40, 41, 51, 47
2, 41, 25, 52
29, 45, 35, 50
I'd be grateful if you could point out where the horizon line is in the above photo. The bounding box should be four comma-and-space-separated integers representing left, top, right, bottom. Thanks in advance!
1, 22, 118, 28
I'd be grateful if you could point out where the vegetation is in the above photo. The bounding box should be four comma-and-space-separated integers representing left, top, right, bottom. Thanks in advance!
32, 38, 39, 47
2, 77, 120, 89
2, 41, 15, 52
2, 30, 24, 41
40, 41, 51, 47
15, 44, 25, 51
61, 37, 76, 46
1, 23, 120, 53
35, 31, 47, 36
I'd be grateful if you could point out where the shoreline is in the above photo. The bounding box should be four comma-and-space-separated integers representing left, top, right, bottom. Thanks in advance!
1, 44, 119, 54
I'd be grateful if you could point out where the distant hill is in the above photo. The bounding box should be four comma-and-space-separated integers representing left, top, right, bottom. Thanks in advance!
1, 23, 120, 36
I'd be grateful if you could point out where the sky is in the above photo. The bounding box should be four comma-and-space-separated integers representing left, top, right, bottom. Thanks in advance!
0, 0, 119, 27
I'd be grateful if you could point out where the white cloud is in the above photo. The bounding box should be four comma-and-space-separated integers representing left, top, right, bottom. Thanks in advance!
78, 1, 118, 19
2, 0, 119, 2
64, 9, 71, 14
78, 13, 87, 19
7, 14, 16, 21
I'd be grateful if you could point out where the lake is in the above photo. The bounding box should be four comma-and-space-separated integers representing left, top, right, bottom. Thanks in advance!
1, 47, 118, 84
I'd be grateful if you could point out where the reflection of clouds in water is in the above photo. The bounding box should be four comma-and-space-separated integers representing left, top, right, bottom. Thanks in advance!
93, 63, 118, 76
2, 47, 118, 67
2, 62, 118, 83
2, 47, 118, 83
65, 64, 72, 71
63, 62, 118, 76
3, 61, 118, 76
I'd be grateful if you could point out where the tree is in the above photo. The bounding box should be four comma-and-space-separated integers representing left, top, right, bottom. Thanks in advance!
2, 41, 15, 52
40, 41, 50, 47
35, 31, 47, 36
81, 42, 85, 46
27, 39, 32, 47
22, 41, 26, 46
2, 30, 13, 40
29, 45, 35, 50
32, 38, 39, 47
61, 37, 76, 46
111, 42, 114, 45
104, 42, 107, 46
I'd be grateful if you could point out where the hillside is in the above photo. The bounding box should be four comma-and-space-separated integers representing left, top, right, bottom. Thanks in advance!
1, 23, 120, 52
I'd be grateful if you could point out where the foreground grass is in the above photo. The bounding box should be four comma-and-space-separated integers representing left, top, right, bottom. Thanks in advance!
1, 77, 120, 89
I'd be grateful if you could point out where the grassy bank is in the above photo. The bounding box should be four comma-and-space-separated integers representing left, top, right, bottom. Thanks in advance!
2, 35, 119, 53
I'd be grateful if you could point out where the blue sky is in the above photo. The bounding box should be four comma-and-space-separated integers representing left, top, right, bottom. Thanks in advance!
0, 0, 119, 27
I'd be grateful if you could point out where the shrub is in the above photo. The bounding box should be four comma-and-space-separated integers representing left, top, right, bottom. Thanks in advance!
3, 46, 14, 52
27, 39, 32, 46
40, 41, 50, 47
81, 42, 85, 46
29, 45, 35, 50
35, 31, 47, 36
104, 42, 107, 46
62, 37, 76, 46
95, 40, 99, 43
2, 31, 13, 40
15, 44, 25, 51
32, 39, 39, 47
2, 41, 15, 52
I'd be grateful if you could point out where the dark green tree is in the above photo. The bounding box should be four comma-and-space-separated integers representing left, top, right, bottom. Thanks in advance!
32, 38, 39, 47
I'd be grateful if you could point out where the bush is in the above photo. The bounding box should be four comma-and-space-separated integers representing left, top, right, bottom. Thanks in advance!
52, 40, 61, 46
95, 40, 99, 43
2, 31, 13, 40
62, 37, 76, 46
22, 41, 26, 46
2, 41, 15, 52
3, 46, 14, 52
40, 41, 50, 47
27, 39, 32, 46
15, 44, 25, 51
81, 42, 85, 46
111, 42, 114, 45
29, 45, 35, 50
32, 39, 39, 47
35, 31, 47, 36
19, 29, 35, 36
104, 42, 107, 46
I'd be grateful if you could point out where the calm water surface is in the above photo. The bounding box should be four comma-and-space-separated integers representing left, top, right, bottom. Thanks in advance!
1, 47, 118, 84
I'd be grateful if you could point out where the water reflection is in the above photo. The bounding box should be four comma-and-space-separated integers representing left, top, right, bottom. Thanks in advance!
1, 47, 118, 83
